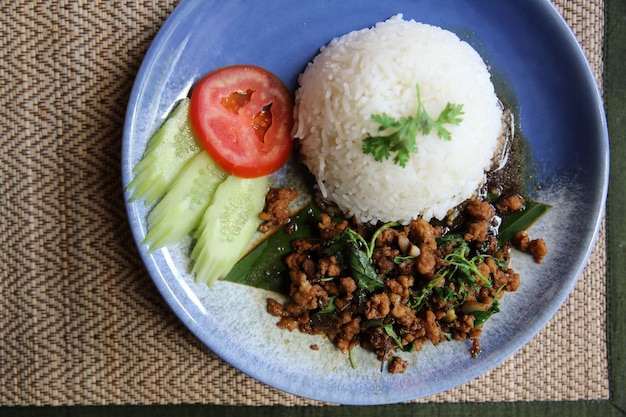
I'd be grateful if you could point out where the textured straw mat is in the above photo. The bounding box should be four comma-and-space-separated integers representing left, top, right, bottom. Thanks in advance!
0, 0, 608, 406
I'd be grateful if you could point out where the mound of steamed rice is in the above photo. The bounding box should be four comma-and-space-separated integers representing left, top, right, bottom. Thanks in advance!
294, 15, 503, 224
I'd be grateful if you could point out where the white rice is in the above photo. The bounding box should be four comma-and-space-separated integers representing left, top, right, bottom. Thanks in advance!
294, 15, 503, 224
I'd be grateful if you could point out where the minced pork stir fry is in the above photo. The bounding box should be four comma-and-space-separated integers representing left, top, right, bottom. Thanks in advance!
266, 193, 546, 374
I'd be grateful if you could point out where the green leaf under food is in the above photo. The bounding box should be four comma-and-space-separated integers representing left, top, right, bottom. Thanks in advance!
223, 203, 321, 294
497, 200, 552, 247
224, 198, 551, 299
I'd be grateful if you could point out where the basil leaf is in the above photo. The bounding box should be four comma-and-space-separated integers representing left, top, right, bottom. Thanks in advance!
223, 203, 320, 294
471, 299, 500, 327
433, 285, 458, 302
348, 240, 385, 292
324, 231, 351, 266
383, 324, 404, 349
408, 275, 442, 310
324, 229, 384, 293
498, 200, 552, 247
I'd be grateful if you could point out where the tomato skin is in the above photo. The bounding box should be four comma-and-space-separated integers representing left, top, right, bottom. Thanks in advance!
189, 65, 294, 178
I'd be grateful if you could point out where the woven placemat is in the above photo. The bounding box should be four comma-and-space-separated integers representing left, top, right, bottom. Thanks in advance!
0, 0, 607, 406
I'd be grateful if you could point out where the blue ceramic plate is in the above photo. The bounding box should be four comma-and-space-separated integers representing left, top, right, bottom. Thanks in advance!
122, 0, 608, 405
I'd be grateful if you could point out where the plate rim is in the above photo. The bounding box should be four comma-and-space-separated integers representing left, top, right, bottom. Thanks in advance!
121, 0, 609, 405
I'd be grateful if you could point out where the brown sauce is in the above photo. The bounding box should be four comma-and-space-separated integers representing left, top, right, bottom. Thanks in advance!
484, 104, 528, 200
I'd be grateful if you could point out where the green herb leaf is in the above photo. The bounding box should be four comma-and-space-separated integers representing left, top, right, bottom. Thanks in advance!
433, 285, 459, 302
441, 239, 492, 288
411, 233, 499, 315
471, 299, 500, 327
327, 231, 385, 293
223, 202, 320, 294
349, 349, 357, 369
362, 84, 464, 167
408, 275, 443, 310
434, 102, 465, 140
325, 225, 398, 294
350, 246, 385, 291
393, 255, 415, 264
497, 201, 552, 247
383, 324, 405, 350
316, 296, 337, 315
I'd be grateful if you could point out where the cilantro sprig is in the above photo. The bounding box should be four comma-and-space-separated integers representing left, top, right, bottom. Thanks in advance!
362, 84, 464, 167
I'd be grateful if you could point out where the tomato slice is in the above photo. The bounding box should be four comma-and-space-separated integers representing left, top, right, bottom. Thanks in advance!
189, 65, 294, 178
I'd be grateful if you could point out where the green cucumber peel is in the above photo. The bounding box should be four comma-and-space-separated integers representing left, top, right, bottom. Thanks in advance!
191, 175, 269, 286
127, 98, 201, 205
142, 151, 227, 252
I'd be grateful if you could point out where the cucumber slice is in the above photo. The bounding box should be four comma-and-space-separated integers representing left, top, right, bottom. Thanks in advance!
142, 151, 228, 252
191, 175, 270, 286
127, 98, 201, 205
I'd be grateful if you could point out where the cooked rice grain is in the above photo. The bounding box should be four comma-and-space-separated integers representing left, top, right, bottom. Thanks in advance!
294, 15, 502, 224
